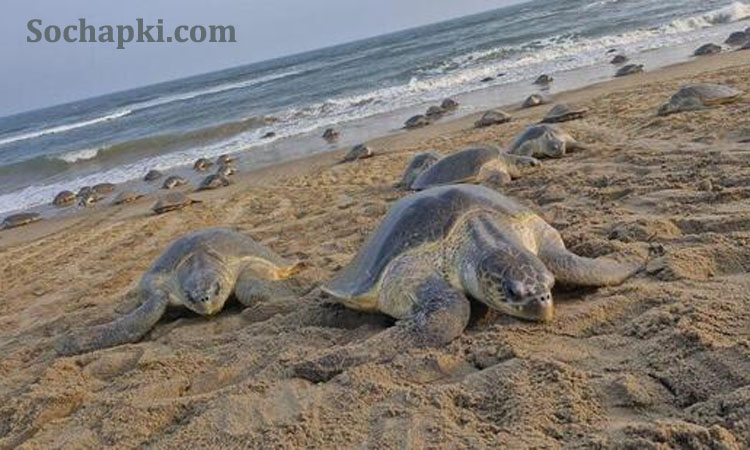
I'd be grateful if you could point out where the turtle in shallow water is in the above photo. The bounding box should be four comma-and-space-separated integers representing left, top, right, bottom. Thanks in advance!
341, 144, 374, 163
193, 158, 214, 172
322, 128, 340, 142
541, 103, 589, 123
57, 228, 303, 355
693, 43, 722, 56
92, 183, 116, 195
615, 64, 644, 77
441, 98, 459, 111
198, 174, 232, 191
78, 190, 100, 207
725, 31, 748, 46
112, 191, 144, 205
658, 84, 743, 116
3, 212, 42, 230
534, 74, 554, 85
610, 54, 628, 65
162, 175, 188, 190
152, 192, 200, 214
410, 147, 538, 191
216, 154, 234, 166
53, 191, 76, 207
395, 151, 441, 190
292, 185, 644, 382
508, 124, 585, 159
144, 170, 163, 182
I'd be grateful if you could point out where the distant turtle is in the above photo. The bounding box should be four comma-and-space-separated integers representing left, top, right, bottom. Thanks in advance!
53, 190, 76, 207
152, 192, 199, 214
57, 228, 302, 355
341, 144, 374, 163
162, 175, 188, 190
425, 106, 445, 119
410, 147, 538, 190
693, 43, 722, 56
77, 186, 93, 198
3, 212, 42, 230
395, 152, 441, 190
292, 185, 644, 382
405, 115, 431, 129
481, 77, 495, 83
610, 54, 628, 65
615, 64, 644, 77
198, 174, 232, 191
522, 94, 548, 109
541, 103, 589, 123
658, 84, 743, 116
144, 170, 163, 182
112, 191, 144, 205
262, 131, 277, 139
534, 74, 554, 85
217, 165, 236, 177
92, 183, 116, 195
322, 128, 340, 142
78, 190, 100, 207
475, 109, 512, 128
193, 158, 214, 172
441, 98, 459, 111
216, 154, 234, 166
508, 124, 584, 158
725, 31, 748, 46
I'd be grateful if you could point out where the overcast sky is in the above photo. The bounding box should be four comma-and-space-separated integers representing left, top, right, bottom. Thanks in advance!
0, 0, 524, 117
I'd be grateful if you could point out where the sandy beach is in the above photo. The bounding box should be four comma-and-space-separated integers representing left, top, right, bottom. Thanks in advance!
1, 49, 750, 448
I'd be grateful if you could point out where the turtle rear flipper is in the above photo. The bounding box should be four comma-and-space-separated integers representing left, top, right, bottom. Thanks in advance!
538, 241, 645, 287
56, 291, 168, 356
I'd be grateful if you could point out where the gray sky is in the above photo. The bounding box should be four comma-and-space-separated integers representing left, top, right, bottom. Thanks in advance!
0, 0, 523, 117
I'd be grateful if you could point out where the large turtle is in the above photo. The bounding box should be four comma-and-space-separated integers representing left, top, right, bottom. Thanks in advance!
292, 185, 644, 382
395, 152, 441, 189
541, 103, 589, 123
3, 212, 42, 230
152, 192, 200, 214
658, 84, 743, 116
508, 124, 584, 158
57, 228, 302, 355
411, 147, 538, 190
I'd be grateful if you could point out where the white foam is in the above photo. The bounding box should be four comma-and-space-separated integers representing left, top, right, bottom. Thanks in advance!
54, 147, 104, 163
0, 109, 132, 147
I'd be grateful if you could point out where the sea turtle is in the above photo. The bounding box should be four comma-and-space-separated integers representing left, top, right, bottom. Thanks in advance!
522, 94, 548, 109
292, 185, 644, 382
426, 106, 445, 119
534, 74, 554, 85
77, 186, 93, 198
162, 175, 188, 190
441, 98, 459, 111
262, 131, 277, 139
693, 43, 722, 56
541, 103, 589, 123
217, 165, 236, 177
92, 183, 116, 195
56, 228, 302, 355
322, 128, 340, 142
78, 190, 100, 207
405, 115, 431, 129
657, 84, 743, 116
3, 212, 42, 230
615, 64, 644, 77
508, 124, 584, 158
53, 190, 76, 207
193, 158, 214, 172
217, 154, 234, 166
152, 192, 199, 214
395, 151, 441, 190
112, 191, 144, 205
475, 109, 512, 128
144, 170, 163, 182
198, 174, 232, 191
610, 54, 628, 65
341, 144, 374, 163
725, 31, 748, 46
410, 147, 538, 191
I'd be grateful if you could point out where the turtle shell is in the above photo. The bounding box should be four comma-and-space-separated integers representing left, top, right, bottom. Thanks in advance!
152, 192, 196, 214
541, 103, 588, 123
3, 212, 42, 229
113, 191, 143, 205
410, 147, 500, 191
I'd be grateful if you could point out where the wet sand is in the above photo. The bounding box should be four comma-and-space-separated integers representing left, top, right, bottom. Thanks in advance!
1, 50, 749, 448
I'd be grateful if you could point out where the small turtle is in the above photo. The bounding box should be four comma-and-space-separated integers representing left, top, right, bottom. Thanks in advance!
522, 94, 548, 109
658, 84, 743, 116
162, 175, 188, 190
53, 190, 76, 207
508, 124, 584, 159
441, 98, 459, 111
694, 43, 722, 56
152, 192, 200, 214
77, 186, 93, 198
57, 228, 302, 355
262, 131, 277, 139
198, 174, 232, 191
112, 191, 144, 205
144, 170, 163, 182
78, 190, 100, 207
425, 106, 445, 119
481, 76, 495, 83
3, 212, 42, 230
534, 74, 554, 85
341, 144, 374, 163
395, 152, 441, 190
404, 115, 431, 129
92, 183, 116, 195
217, 165, 236, 177
475, 109, 512, 128
322, 128, 340, 142
615, 64, 644, 77
725, 31, 748, 46
193, 158, 214, 172
610, 54, 628, 65
410, 147, 538, 191
292, 185, 644, 382
216, 154, 234, 166
541, 103, 589, 123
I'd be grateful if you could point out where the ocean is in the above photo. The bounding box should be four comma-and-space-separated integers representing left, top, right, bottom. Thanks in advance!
1, 0, 749, 216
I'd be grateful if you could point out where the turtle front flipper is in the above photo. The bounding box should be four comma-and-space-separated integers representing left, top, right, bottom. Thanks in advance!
538, 241, 645, 287
56, 291, 169, 356
292, 275, 470, 383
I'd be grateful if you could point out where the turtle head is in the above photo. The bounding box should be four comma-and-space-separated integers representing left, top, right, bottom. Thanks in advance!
475, 248, 555, 322
177, 253, 233, 316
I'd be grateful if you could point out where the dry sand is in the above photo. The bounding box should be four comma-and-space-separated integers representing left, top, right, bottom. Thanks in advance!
1, 50, 750, 449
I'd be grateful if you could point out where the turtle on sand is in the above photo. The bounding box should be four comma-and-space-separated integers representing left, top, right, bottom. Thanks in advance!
522, 94, 548, 109
144, 170, 163, 182
475, 109, 512, 128
53, 191, 76, 207
508, 124, 585, 159
112, 191, 144, 205
152, 192, 200, 215
57, 228, 303, 355
615, 64, 644, 77
3, 212, 42, 230
658, 84, 743, 116
162, 175, 188, 190
693, 43, 722, 56
725, 31, 748, 46
217, 165, 236, 177
395, 152, 441, 190
404, 115, 431, 130
534, 74, 553, 85
193, 158, 214, 172
292, 185, 644, 382
541, 103, 589, 123
410, 147, 538, 191
341, 144, 374, 163
92, 183, 116, 195
198, 174, 232, 191
441, 98, 459, 111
